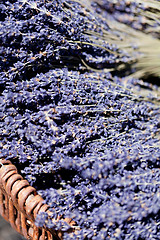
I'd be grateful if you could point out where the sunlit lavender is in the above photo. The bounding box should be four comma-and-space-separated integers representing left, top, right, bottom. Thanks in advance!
0, 0, 160, 239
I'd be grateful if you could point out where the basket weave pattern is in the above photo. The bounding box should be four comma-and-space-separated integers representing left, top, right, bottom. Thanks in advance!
0, 159, 73, 240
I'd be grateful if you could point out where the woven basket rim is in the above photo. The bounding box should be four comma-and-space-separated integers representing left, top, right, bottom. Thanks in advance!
0, 158, 75, 240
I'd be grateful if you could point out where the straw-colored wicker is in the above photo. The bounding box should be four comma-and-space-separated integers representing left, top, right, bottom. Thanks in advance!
0, 159, 74, 240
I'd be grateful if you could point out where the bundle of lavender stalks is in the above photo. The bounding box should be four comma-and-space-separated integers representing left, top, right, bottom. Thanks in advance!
0, 0, 160, 239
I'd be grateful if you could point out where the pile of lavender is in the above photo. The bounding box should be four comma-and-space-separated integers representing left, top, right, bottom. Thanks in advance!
93, 0, 160, 35
0, 0, 160, 239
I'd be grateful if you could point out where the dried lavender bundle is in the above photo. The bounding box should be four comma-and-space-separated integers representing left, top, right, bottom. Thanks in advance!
0, 0, 160, 240
91, 0, 160, 37
72, 0, 160, 78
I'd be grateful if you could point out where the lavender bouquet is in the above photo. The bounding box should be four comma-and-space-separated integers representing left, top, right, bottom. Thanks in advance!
0, 0, 160, 239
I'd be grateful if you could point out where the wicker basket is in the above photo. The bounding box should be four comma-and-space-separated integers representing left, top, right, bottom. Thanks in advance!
0, 159, 74, 240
